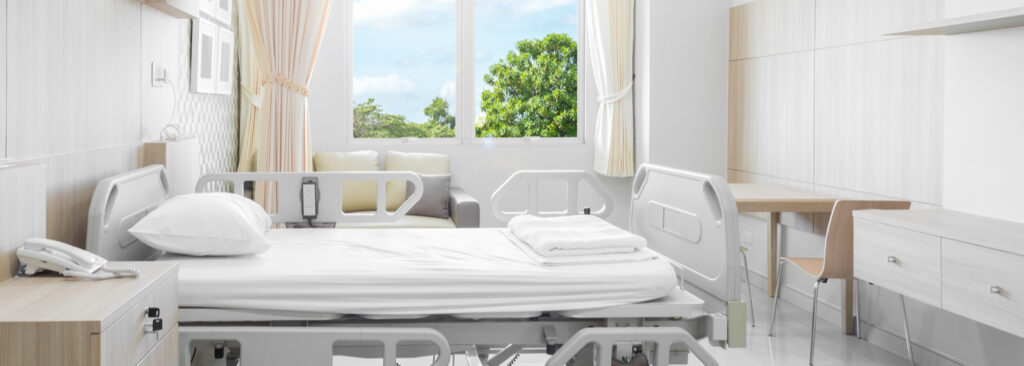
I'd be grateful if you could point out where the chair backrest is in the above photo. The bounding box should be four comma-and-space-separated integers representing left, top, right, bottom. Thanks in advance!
820, 200, 911, 278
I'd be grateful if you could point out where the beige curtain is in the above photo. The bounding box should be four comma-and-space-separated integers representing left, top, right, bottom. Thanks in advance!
586, 0, 635, 177
241, 0, 333, 211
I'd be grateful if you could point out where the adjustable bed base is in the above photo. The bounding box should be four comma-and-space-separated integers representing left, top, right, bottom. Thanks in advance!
86, 164, 745, 366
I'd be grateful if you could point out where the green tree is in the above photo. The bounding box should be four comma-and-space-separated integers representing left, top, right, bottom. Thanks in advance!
424, 97, 456, 129
477, 33, 577, 138
353, 98, 455, 138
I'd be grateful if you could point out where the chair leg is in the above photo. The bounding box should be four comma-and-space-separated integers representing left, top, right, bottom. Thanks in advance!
899, 294, 915, 365
740, 248, 755, 327
854, 278, 862, 339
768, 260, 785, 337
809, 279, 823, 366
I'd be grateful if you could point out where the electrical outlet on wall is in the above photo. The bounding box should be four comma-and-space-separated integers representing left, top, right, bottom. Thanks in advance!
151, 62, 168, 87
741, 230, 753, 245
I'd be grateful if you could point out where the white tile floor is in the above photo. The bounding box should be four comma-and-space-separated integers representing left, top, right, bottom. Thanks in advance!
336, 289, 914, 366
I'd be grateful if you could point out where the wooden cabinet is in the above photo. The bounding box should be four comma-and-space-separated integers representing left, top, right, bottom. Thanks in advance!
0, 261, 179, 366
854, 209, 1024, 338
854, 219, 941, 307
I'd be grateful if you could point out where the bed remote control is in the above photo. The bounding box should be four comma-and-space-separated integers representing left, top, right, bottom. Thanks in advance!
301, 177, 319, 219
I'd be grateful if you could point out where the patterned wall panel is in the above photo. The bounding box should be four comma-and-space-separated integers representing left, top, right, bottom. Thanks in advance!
173, 18, 238, 178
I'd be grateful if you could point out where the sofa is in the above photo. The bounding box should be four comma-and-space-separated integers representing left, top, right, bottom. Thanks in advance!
312, 150, 480, 228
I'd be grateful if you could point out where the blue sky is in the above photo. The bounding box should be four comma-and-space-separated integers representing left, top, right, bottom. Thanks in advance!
352, 0, 578, 124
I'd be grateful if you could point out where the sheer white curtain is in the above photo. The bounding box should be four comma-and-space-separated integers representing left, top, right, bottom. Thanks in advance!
586, 0, 635, 177
242, 0, 333, 211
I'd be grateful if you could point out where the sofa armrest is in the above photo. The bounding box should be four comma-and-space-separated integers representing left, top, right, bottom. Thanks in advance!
449, 187, 480, 228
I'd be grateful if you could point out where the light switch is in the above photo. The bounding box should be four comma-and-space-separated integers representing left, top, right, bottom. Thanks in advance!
151, 62, 168, 87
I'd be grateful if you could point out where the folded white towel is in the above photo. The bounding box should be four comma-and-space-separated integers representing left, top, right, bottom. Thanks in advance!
507, 215, 647, 257
504, 231, 660, 266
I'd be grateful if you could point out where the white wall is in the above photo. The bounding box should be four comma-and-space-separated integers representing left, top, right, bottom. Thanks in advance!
308, 1, 729, 228
943, 27, 1024, 223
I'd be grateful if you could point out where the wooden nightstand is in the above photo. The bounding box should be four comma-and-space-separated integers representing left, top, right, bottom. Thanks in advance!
0, 261, 179, 366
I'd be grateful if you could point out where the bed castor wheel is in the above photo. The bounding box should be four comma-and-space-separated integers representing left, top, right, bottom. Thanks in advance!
214, 343, 225, 359
546, 343, 561, 355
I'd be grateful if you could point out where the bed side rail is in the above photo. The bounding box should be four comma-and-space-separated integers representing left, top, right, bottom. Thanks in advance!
490, 170, 614, 223
195, 171, 423, 224
181, 326, 451, 366
544, 327, 718, 366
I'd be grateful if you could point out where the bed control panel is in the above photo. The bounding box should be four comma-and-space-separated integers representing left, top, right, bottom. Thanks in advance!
301, 177, 319, 219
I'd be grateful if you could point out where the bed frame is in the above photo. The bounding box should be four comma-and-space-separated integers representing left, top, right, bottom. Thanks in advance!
86, 164, 744, 366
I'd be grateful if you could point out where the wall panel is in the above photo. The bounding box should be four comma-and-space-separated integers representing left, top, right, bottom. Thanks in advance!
728, 51, 815, 182
6, 0, 141, 159
814, 37, 944, 204
0, 0, 6, 160
729, 0, 814, 60
814, 0, 943, 48
40, 145, 138, 246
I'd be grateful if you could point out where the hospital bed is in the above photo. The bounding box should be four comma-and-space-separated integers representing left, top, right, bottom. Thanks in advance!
85, 164, 746, 366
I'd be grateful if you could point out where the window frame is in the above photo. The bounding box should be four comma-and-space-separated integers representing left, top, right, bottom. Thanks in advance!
345, 0, 586, 146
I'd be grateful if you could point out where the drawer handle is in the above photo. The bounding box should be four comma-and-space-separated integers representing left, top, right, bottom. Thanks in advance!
990, 286, 1002, 294
886, 256, 897, 263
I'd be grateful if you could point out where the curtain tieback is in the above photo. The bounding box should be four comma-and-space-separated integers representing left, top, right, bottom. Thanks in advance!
261, 71, 310, 96
597, 81, 633, 104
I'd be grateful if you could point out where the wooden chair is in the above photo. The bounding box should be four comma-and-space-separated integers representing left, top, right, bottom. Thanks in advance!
767, 200, 911, 365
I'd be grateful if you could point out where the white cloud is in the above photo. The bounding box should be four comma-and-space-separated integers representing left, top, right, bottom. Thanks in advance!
353, 74, 418, 96
439, 80, 456, 102
354, 0, 454, 29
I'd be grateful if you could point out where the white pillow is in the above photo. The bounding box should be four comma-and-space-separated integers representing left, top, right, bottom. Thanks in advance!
129, 193, 272, 256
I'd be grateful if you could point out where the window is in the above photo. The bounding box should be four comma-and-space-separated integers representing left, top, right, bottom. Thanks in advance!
352, 0, 457, 139
349, 0, 581, 142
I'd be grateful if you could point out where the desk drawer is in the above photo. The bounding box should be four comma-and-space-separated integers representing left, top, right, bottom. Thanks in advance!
100, 273, 178, 366
942, 239, 1024, 338
854, 219, 941, 307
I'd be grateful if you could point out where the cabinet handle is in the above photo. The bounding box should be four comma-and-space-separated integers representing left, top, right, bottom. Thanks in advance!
886, 256, 897, 263
990, 286, 1002, 294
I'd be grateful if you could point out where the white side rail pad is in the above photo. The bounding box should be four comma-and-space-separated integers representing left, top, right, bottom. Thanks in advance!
490, 170, 614, 223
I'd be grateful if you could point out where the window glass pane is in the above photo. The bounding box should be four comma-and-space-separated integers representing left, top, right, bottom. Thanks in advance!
352, 0, 456, 139
475, 0, 578, 138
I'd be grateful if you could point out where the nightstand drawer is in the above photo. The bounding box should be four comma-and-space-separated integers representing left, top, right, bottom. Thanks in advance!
137, 326, 178, 366
942, 239, 1024, 338
854, 219, 941, 307
100, 271, 178, 366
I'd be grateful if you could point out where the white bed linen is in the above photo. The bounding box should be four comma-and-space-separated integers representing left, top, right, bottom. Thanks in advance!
503, 231, 660, 266
159, 228, 677, 316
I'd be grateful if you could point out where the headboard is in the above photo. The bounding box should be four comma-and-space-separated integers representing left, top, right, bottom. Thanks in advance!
0, 163, 47, 281
86, 165, 170, 261
629, 164, 741, 304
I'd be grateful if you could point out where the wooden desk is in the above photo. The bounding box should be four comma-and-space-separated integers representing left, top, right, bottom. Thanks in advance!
730, 183, 839, 297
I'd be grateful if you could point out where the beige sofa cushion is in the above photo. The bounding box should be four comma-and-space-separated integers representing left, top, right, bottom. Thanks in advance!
385, 151, 450, 210
334, 214, 456, 229
313, 151, 379, 212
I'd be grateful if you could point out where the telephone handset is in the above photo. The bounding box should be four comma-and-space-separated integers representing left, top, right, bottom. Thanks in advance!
17, 238, 139, 280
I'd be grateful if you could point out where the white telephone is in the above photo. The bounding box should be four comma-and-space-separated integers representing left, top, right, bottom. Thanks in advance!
17, 238, 139, 280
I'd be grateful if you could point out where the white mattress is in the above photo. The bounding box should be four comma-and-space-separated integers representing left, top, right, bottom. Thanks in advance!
159, 228, 678, 317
